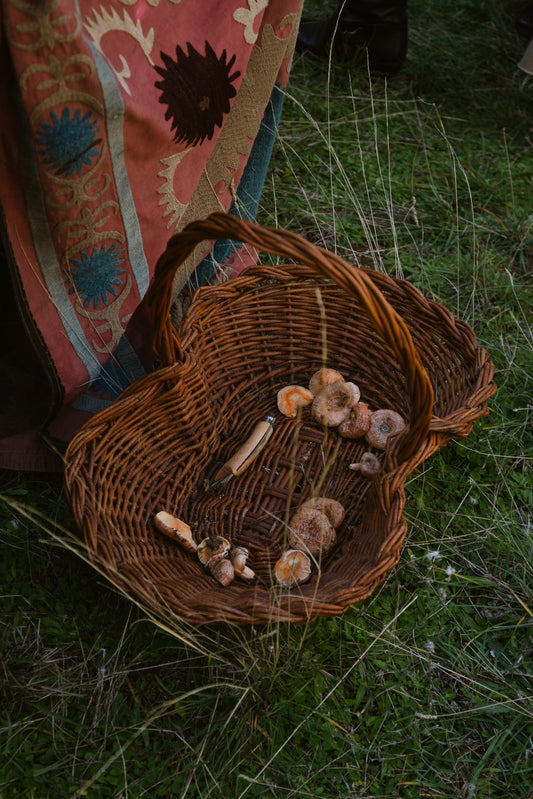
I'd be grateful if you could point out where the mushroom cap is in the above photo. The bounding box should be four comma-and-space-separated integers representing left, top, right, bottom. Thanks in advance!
366, 409, 407, 450
277, 385, 314, 417
288, 507, 337, 556
338, 401, 371, 440
207, 552, 235, 586
349, 451, 381, 477
230, 546, 250, 574
197, 535, 231, 564
273, 549, 312, 588
297, 497, 345, 529
308, 368, 345, 396
311, 380, 361, 427
154, 511, 197, 553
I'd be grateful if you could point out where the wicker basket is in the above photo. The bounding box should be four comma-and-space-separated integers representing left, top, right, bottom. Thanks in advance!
64, 213, 496, 625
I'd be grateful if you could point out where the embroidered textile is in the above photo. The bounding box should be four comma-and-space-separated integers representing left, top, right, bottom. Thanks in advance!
0, 0, 303, 469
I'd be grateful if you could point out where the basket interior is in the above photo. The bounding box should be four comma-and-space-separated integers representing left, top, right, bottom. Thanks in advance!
66, 266, 486, 624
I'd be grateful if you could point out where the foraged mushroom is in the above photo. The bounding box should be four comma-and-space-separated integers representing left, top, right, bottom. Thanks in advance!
311, 380, 361, 427
229, 547, 256, 580
154, 511, 197, 553
288, 507, 337, 556
296, 497, 345, 529
277, 385, 314, 417
207, 552, 235, 586
197, 535, 231, 564
235, 565, 256, 581
338, 401, 371, 439
308, 368, 344, 396
274, 549, 312, 588
349, 451, 381, 477
230, 546, 249, 574
366, 409, 407, 450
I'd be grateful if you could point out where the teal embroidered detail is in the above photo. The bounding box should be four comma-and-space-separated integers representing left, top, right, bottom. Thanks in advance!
36, 108, 101, 177
67, 245, 126, 308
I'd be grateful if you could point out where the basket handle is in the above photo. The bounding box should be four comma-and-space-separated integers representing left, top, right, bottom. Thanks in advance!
147, 212, 434, 461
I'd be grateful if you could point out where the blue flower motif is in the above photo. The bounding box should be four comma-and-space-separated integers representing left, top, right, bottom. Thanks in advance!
36, 108, 101, 177
67, 244, 126, 308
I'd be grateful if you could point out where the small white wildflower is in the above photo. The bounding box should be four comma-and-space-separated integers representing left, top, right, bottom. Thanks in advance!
424, 640, 436, 653
445, 565, 456, 578
426, 550, 440, 562
438, 587, 447, 602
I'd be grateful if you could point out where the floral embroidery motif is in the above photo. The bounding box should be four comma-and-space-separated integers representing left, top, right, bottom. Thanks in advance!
36, 107, 101, 177
233, 0, 268, 45
154, 41, 240, 147
156, 148, 192, 229
67, 244, 126, 308
84, 7, 155, 95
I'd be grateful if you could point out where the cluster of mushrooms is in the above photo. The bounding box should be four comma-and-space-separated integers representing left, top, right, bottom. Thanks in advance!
277, 367, 407, 477
269, 368, 408, 588
273, 495, 345, 588
153, 368, 407, 591
153, 511, 254, 586
154, 501, 343, 590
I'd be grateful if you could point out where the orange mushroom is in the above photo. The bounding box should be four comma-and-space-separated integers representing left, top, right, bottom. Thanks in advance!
277, 385, 314, 417
273, 549, 312, 588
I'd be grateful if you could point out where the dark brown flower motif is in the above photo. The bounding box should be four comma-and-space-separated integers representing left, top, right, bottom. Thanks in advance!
154, 41, 240, 147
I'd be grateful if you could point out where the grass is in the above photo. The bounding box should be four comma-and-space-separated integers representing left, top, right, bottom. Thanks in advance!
1, 0, 532, 796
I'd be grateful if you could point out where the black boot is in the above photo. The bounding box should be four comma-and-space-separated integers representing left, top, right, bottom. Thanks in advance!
296, 0, 408, 76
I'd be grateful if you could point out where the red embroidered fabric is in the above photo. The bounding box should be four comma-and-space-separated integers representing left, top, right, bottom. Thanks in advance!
0, 0, 303, 470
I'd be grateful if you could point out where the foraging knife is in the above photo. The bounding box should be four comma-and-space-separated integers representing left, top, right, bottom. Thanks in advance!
208, 414, 276, 490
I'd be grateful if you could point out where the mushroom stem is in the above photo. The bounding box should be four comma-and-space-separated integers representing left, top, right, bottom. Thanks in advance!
154, 511, 197, 553
349, 451, 381, 477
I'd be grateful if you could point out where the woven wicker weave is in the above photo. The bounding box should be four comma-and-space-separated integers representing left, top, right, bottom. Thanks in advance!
64, 213, 496, 625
